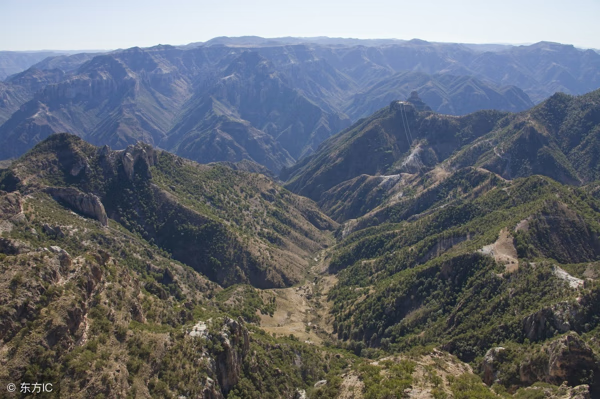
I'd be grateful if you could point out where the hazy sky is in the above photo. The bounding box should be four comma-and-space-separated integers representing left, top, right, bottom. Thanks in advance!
1, 0, 599, 51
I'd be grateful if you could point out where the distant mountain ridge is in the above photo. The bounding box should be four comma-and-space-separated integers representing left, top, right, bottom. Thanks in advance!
0, 37, 598, 171
0, 51, 66, 80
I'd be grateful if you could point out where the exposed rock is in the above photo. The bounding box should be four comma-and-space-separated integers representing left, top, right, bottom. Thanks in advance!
9, 213, 28, 225
523, 301, 580, 342
482, 347, 506, 385
42, 223, 65, 238
520, 333, 597, 387
516, 383, 591, 399
189, 320, 209, 338
215, 317, 250, 395
69, 158, 89, 176
130, 301, 146, 324
561, 384, 591, 399
314, 380, 328, 388
0, 192, 24, 234
407, 90, 433, 112
0, 237, 31, 254
554, 266, 584, 289
120, 142, 157, 180
49, 246, 71, 268
547, 333, 597, 386
0, 192, 23, 218
45, 187, 108, 226
202, 377, 224, 399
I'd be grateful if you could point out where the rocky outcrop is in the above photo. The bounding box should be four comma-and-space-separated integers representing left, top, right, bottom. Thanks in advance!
215, 317, 250, 394
45, 187, 108, 226
523, 301, 581, 342
202, 377, 224, 399
189, 317, 250, 397
407, 91, 433, 112
546, 333, 597, 386
42, 223, 66, 238
482, 347, 506, 385
520, 333, 597, 387
0, 237, 31, 254
119, 142, 157, 180
516, 383, 591, 399
0, 192, 22, 218
0, 192, 25, 234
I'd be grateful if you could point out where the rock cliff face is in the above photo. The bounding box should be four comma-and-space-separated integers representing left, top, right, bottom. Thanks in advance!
482, 347, 506, 386
522, 301, 581, 342
118, 142, 157, 180
190, 317, 250, 398
481, 334, 598, 390
0, 192, 23, 233
44, 187, 108, 226
544, 333, 597, 386
215, 317, 250, 394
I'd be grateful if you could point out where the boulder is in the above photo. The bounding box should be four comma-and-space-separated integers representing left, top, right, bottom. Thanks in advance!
42, 223, 65, 238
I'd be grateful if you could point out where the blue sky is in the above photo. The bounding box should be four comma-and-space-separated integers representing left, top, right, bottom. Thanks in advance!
1, 0, 599, 51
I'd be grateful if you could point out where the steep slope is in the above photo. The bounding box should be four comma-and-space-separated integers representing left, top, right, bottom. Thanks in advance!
283, 96, 507, 202
163, 96, 296, 173
1, 133, 336, 288
323, 171, 600, 392
0, 45, 233, 160
0, 82, 29, 125
450, 89, 600, 185
345, 71, 533, 118
468, 41, 600, 102
2, 135, 599, 397
0, 47, 352, 172
0, 170, 349, 398
285, 89, 600, 214
0, 131, 518, 399
0, 68, 66, 125
164, 51, 349, 170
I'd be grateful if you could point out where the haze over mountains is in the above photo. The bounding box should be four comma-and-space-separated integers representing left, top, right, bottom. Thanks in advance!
1, 37, 599, 172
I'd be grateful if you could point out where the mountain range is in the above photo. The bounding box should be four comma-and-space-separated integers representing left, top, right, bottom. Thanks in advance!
284, 88, 600, 213
0, 51, 68, 80
2, 86, 600, 395
1, 37, 599, 173
2, 36, 600, 398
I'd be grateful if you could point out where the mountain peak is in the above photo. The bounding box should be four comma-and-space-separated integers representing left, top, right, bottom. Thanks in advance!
406, 90, 432, 111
